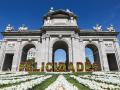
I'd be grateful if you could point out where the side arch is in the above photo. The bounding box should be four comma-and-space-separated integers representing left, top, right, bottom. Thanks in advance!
20, 41, 37, 62
84, 42, 101, 70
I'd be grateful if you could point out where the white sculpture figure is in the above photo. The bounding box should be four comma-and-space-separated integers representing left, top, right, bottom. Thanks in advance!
66, 9, 71, 13
5, 24, 14, 32
49, 7, 54, 12
66, 9, 73, 14
18, 24, 28, 31
107, 24, 115, 32
93, 24, 102, 31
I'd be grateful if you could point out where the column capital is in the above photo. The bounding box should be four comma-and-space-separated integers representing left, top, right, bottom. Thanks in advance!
113, 38, 118, 42
28, 38, 32, 42
99, 38, 103, 42
79, 39, 83, 42
46, 34, 50, 38
37, 38, 41, 42
3, 38, 7, 42
17, 38, 22, 42
58, 34, 62, 39
42, 36, 45, 39
71, 34, 75, 38
88, 38, 92, 42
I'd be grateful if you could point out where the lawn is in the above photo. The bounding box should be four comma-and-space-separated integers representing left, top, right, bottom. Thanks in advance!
31, 75, 58, 90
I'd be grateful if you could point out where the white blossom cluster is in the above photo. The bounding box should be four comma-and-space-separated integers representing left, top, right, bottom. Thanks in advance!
0, 74, 52, 90
0, 72, 52, 90
71, 72, 120, 90
0, 75, 43, 85
45, 75, 78, 90
92, 72, 120, 77
0, 72, 28, 78
80, 72, 120, 86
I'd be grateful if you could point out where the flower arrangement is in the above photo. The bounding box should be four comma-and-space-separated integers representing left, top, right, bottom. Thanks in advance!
70, 72, 120, 90
0, 75, 52, 90
45, 75, 78, 90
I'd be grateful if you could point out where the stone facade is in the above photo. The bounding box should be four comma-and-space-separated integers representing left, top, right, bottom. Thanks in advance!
0, 8, 120, 72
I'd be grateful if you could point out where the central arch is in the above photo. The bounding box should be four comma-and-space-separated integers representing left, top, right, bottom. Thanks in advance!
52, 40, 69, 71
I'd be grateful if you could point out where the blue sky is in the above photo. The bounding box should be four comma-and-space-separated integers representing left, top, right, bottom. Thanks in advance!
0, 0, 120, 34
0, 0, 120, 62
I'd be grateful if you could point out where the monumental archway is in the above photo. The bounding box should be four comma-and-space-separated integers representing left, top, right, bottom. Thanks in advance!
52, 40, 69, 71
85, 44, 101, 71
21, 44, 36, 62
0, 8, 120, 72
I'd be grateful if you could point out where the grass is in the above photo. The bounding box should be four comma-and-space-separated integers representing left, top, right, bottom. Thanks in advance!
32, 75, 58, 90
65, 75, 90, 90
28, 72, 45, 75
72, 72, 92, 76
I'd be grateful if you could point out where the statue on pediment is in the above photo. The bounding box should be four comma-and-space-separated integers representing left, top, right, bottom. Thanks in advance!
5, 24, 14, 32
49, 7, 54, 12
93, 24, 102, 31
18, 24, 28, 31
107, 24, 115, 32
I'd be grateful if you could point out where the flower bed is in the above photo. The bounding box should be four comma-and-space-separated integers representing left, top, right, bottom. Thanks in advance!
45, 75, 78, 90
0, 75, 52, 90
0, 72, 28, 78
71, 72, 120, 90
0, 75, 43, 86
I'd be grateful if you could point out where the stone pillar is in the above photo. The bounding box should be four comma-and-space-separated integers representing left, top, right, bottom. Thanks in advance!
40, 37, 46, 71
0, 39, 7, 71
71, 35, 81, 72
69, 38, 73, 62
45, 35, 50, 63
79, 39, 85, 63
113, 39, 120, 71
36, 38, 42, 69
71, 36, 76, 71
41, 37, 46, 61
79, 39, 86, 72
11, 39, 22, 71
99, 39, 109, 71
48, 37, 52, 62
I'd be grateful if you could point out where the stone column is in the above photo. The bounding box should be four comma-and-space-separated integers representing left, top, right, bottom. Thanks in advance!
71, 35, 76, 71
79, 39, 86, 72
68, 38, 72, 62
48, 37, 52, 62
99, 39, 109, 71
11, 39, 22, 71
40, 37, 46, 71
71, 35, 81, 71
45, 35, 50, 63
0, 39, 7, 71
79, 39, 85, 62
36, 38, 42, 69
113, 39, 120, 71
41, 37, 46, 62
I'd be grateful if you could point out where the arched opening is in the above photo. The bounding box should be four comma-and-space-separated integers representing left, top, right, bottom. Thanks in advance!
85, 44, 101, 71
54, 49, 66, 63
19, 44, 37, 71
2, 53, 14, 71
21, 44, 36, 62
52, 41, 69, 71
85, 48, 94, 64
107, 53, 118, 71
